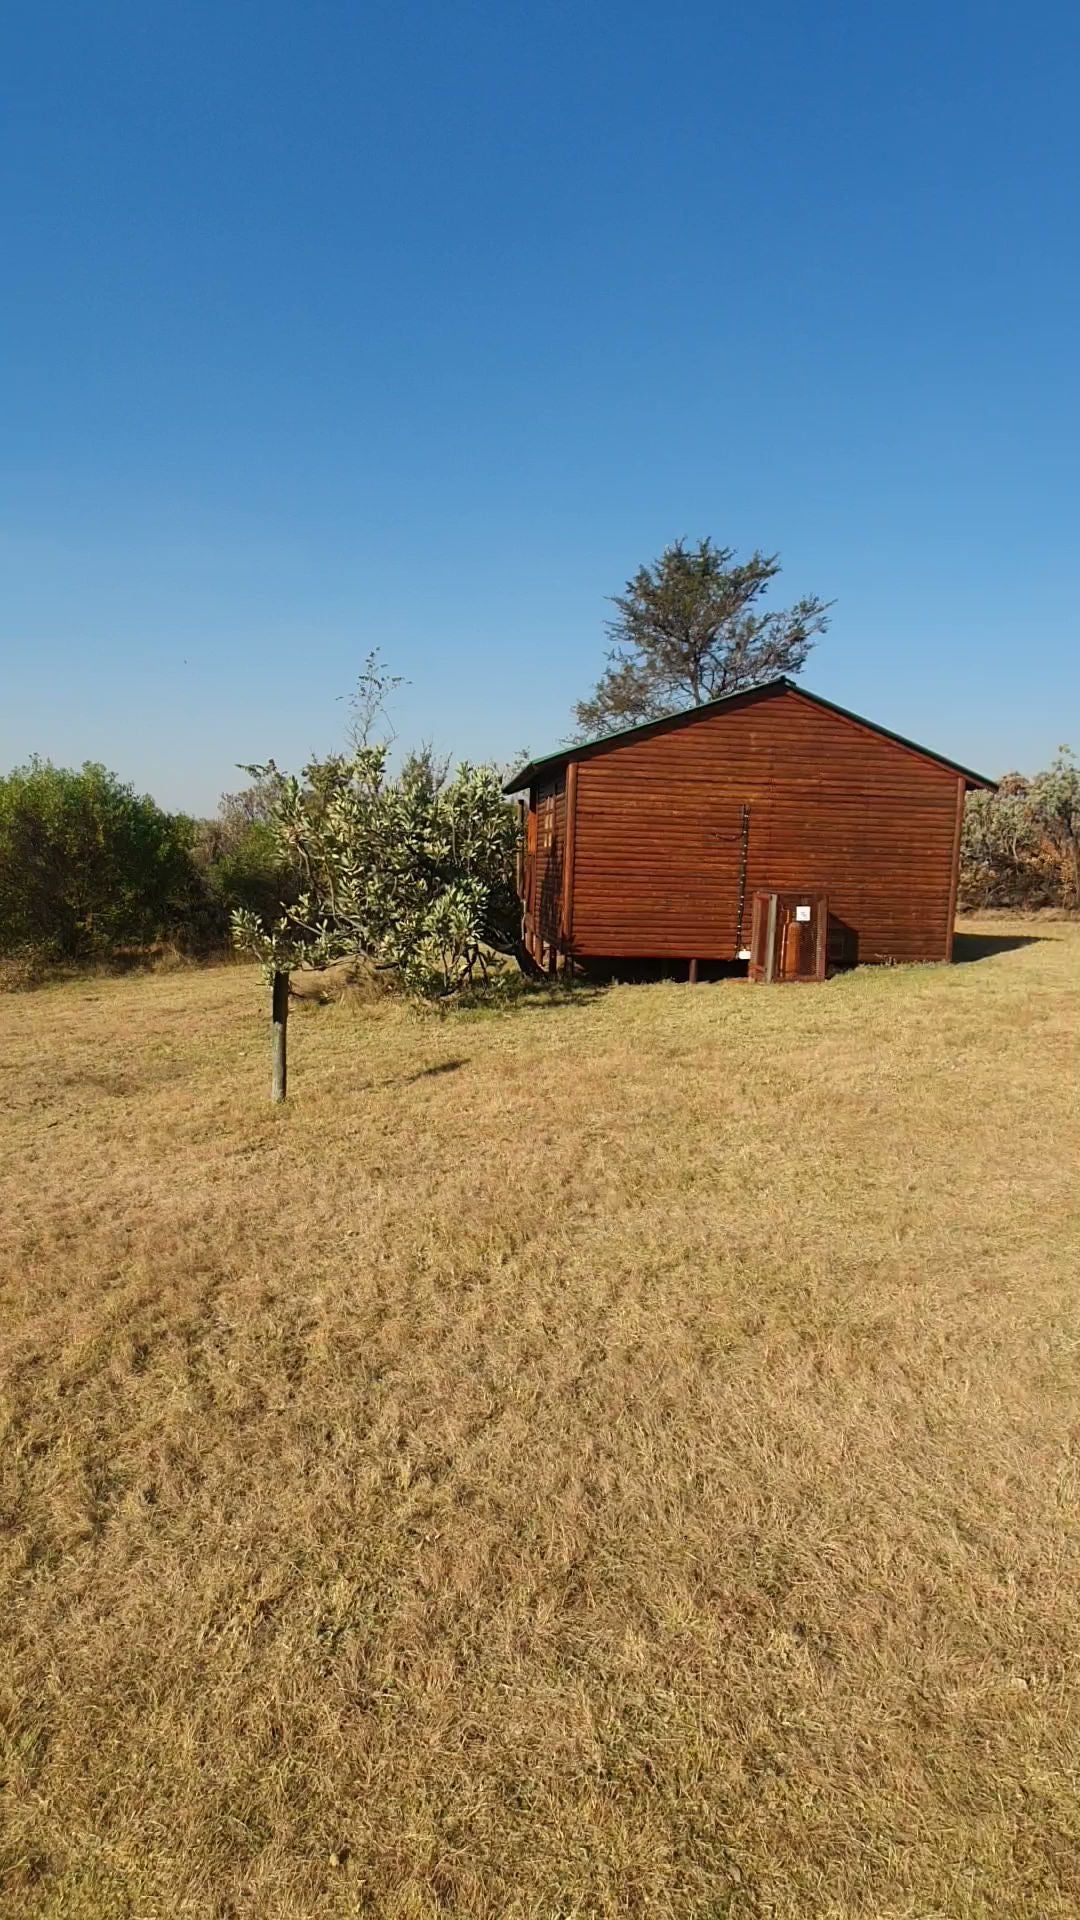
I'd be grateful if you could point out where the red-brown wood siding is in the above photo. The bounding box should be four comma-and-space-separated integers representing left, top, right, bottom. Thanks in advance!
528, 770, 566, 951
560, 761, 579, 944
569, 687, 962, 963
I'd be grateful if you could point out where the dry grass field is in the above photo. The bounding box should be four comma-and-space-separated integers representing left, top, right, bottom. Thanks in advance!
2, 920, 1079, 1919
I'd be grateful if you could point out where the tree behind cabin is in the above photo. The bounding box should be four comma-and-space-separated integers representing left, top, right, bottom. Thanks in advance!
574, 538, 831, 739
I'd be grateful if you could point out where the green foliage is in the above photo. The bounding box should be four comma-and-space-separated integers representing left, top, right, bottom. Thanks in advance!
575, 537, 832, 737
345, 648, 407, 750
0, 759, 203, 961
231, 747, 522, 999
192, 779, 297, 928
1031, 748, 1080, 907
202, 820, 285, 918
961, 749, 1080, 909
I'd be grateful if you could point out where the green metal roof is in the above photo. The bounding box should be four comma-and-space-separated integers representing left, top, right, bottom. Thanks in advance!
502, 677, 996, 793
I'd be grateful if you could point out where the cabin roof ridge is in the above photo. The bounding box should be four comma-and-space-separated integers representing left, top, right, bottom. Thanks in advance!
502, 677, 995, 793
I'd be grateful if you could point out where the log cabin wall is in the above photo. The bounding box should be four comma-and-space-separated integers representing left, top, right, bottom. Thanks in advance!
568, 685, 965, 964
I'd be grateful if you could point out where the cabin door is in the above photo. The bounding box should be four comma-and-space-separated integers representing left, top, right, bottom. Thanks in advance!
749, 891, 829, 982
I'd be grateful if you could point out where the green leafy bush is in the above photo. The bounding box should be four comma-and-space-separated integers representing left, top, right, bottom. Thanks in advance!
191, 780, 298, 929
961, 749, 1080, 910
0, 760, 205, 962
231, 747, 523, 999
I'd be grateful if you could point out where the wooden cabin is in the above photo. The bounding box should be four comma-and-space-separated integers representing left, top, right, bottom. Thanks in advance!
504, 678, 994, 979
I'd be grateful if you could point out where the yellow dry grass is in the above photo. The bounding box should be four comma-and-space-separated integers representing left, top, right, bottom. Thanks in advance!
2, 920, 1079, 1919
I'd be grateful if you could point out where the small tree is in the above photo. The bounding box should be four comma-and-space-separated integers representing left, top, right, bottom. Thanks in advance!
232, 747, 523, 1094
575, 538, 831, 738
233, 642, 531, 1096
344, 648, 406, 751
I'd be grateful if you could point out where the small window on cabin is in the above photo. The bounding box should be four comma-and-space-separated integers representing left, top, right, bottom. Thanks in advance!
538, 794, 555, 853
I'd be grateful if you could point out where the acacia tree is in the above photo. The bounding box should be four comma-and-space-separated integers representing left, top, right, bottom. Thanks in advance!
575, 538, 831, 738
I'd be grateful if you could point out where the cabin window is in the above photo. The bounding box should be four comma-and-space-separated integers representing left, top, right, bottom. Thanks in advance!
538, 794, 555, 853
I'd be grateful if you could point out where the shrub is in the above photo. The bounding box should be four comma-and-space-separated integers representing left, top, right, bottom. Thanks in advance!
191, 781, 298, 930
960, 750, 1080, 911
0, 944, 54, 993
0, 760, 205, 962
231, 747, 523, 999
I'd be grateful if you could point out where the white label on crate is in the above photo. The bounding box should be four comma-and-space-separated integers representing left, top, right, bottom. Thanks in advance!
795, 905, 811, 922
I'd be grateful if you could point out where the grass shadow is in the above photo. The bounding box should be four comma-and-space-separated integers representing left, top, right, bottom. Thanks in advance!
449, 976, 607, 1018
513, 984, 607, 1014
366, 1058, 470, 1090
952, 932, 1047, 964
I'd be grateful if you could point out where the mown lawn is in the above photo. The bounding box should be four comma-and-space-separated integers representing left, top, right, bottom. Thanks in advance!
2, 920, 1079, 1918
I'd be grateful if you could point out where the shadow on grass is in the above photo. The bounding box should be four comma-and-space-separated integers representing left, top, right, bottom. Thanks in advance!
952, 932, 1046, 964
513, 983, 607, 1013
449, 977, 607, 1018
365, 1057, 470, 1091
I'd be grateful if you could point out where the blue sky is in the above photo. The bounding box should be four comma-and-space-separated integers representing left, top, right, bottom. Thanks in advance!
2, 0, 1077, 811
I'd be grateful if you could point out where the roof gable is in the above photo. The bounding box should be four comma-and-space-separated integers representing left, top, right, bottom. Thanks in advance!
503, 678, 995, 793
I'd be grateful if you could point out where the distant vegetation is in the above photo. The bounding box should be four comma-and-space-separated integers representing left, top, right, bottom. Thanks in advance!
189, 776, 299, 934
0, 760, 207, 973
960, 748, 1080, 911
0, 741, 521, 1000
0, 760, 296, 985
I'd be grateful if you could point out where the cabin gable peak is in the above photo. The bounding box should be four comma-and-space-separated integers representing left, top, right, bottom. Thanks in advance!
503, 678, 994, 794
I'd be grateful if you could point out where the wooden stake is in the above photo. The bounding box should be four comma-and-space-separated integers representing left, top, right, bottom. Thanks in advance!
688, 958, 699, 985
271, 970, 289, 1103
764, 895, 779, 984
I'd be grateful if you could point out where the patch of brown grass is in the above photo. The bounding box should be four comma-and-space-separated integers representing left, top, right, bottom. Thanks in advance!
2, 922, 1079, 1917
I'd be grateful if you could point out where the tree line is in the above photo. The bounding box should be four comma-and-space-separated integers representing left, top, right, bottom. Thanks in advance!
1, 542, 1076, 992
0, 757, 293, 981
960, 754, 1080, 912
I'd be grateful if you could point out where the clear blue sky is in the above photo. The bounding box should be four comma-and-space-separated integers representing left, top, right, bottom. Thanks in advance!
2, 1, 1077, 812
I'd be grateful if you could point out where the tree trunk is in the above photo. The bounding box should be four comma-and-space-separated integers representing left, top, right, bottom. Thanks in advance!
271, 970, 289, 1103
511, 934, 547, 980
